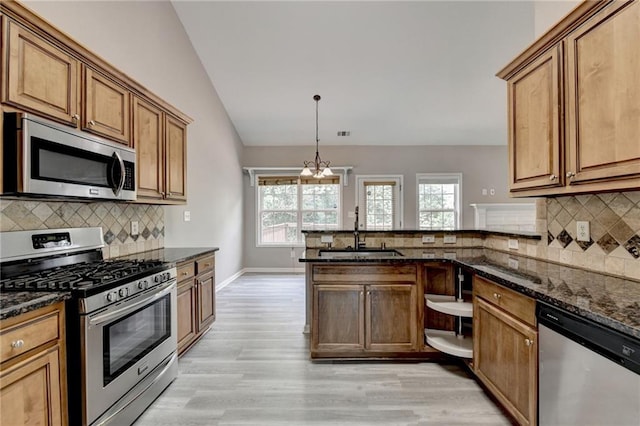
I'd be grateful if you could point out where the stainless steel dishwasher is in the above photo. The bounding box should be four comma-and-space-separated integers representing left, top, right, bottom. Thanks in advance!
537, 302, 640, 426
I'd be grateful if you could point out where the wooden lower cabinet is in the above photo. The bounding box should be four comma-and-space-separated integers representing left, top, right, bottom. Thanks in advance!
0, 302, 67, 426
177, 254, 216, 356
473, 276, 537, 426
310, 263, 419, 358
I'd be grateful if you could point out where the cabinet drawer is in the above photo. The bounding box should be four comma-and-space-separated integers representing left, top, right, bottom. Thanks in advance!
473, 276, 536, 326
313, 264, 417, 283
177, 262, 195, 282
196, 255, 215, 274
1, 310, 60, 362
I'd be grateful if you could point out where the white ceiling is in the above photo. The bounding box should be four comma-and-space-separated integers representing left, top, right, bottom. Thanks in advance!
172, 1, 535, 147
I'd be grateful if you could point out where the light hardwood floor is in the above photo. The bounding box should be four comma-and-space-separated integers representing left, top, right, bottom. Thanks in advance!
135, 274, 511, 426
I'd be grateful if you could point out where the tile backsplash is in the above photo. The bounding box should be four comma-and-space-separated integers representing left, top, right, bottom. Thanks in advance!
0, 199, 164, 258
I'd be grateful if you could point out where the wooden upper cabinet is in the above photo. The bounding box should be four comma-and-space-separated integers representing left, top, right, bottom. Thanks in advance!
498, 0, 640, 196
566, 0, 640, 185
508, 46, 563, 192
3, 19, 79, 125
83, 67, 130, 144
165, 115, 187, 202
133, 96, 164, 200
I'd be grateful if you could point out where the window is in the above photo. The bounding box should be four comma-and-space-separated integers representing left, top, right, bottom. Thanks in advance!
417, 173, 462, 230
356, 175, 403, 230
257, 175, 341, 245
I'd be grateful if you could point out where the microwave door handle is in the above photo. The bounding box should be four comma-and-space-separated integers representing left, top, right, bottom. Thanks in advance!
111, 151, 126, 196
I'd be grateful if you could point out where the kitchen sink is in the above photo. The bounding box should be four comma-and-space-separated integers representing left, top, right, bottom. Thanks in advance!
318, 249, 404, 258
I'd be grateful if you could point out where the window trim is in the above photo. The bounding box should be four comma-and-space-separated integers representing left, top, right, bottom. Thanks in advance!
416, 172, 463, 230
355, 175, 404, 230
255, 173, 343, 247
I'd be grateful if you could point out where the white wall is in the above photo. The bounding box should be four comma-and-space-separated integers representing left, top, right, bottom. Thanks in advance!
534, 1, 581, 37
243, 145, 523, 268
24, 1, 245, 284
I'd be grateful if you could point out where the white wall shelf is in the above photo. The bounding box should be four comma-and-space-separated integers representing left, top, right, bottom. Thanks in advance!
243, 166, 353, 186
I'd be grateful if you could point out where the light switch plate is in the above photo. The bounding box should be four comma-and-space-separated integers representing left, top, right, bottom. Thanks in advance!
508, 239, 519, 250
443, 235, 456, 244
130, 221, 139, 236
508, 258, 519, 269
184, 211, 191, 222
443, 252, 457, 260
320, 235, 333, 243
577, 221, 590, 242
422, 235, 435, 243
422, 252, 436, 259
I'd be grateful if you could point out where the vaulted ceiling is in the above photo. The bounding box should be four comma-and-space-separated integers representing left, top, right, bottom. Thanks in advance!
172, 1, 535, 147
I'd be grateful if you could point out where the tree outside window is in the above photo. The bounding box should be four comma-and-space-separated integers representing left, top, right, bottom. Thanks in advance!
417, 174, 462, 230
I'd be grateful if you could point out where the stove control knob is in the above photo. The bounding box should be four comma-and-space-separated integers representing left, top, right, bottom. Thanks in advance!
154, 275, 160, 284
107, 292, 117, 302
119, 288, 128, 298
138, 280, 148, 290
164, 272, 171, 282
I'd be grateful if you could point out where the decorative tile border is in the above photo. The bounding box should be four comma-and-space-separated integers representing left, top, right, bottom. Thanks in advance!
0, 199, 164, 258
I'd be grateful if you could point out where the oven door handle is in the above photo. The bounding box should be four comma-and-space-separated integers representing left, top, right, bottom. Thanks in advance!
89, 280, 175, 327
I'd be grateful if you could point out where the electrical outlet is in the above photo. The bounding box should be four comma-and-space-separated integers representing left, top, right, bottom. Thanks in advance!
183, 211, 191, 222
508, 239, 519, 250
444, 252, 457, 260
508, 258, 519, 269
482, 188, 488, 196
443, 235, 456, 244
422, 252, 436, 259
577, 221, 590, 242
422, 235, 435, 243
320, 235, 333, 243
490, 188, 496, 196
130, 221, 139, 236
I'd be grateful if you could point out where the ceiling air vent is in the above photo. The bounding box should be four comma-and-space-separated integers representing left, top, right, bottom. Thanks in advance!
337, 131, 350, 137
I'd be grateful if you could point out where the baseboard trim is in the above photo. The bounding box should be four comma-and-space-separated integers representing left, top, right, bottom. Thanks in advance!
216, 269, 244, 292
216, 267, 305, 292
242, 267, 305, 274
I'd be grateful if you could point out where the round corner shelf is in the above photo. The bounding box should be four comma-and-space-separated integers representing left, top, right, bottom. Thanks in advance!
424, 329, 473, 358
425, 294, 473, 317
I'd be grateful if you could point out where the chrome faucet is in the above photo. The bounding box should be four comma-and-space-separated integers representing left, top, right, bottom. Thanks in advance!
354, 206, 365, 250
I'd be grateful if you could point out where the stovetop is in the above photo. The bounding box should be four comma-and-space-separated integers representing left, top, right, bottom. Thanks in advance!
0, 258, 170, 297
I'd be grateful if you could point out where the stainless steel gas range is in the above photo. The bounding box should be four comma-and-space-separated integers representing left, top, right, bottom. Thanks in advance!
0, 227, 178, 426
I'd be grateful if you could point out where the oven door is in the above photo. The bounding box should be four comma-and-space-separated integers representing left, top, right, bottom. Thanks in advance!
82, 280, 177, 425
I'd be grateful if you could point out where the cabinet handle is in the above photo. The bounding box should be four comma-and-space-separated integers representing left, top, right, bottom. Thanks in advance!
549, 174, 557, 180
203, 263, 211, 268
493, 292, 501, 300
566, 171, 576, 178
72, 114, 80, 121
89, 120, 96, 126
11, 339, 25, 349
360, 291, 363, 296
525, 338, 534, 347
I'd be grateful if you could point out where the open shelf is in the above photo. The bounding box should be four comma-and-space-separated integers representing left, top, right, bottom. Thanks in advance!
424, 328, 473, 358
425, 294, 473, 318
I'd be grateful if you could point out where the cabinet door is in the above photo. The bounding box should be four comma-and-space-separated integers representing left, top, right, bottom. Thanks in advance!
566, 0, 640, 185
196, 271, 216, 332
366, 284, 418, 352
4, 20, 79, 125
177, 279, 197, 356
133, 96, 164, 200
507, 46, 563, 192
474, 297, 537, 426
83, 67, 130, 144
312, 285, 365, 352
165, 115, 187, 202
0, 346, 64, 426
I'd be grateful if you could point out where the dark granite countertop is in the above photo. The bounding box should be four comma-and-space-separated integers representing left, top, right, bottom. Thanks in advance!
118, 247, 219, 264
302, 229, 542, 240
301, 248, 640, 341
0, 292, 70, 321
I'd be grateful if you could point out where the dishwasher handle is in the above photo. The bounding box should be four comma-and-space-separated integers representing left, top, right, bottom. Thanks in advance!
537, 302, 640, 375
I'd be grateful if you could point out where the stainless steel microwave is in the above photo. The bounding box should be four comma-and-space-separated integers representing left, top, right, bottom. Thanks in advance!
2, 113, 136, 201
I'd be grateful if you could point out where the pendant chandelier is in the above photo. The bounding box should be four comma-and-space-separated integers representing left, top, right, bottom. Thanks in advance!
301, 94, 333, 178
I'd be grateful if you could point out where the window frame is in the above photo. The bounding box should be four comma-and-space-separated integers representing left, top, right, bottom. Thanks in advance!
416, 173, 463, 230
255, 173, 342, 247
355, 175, 404, 230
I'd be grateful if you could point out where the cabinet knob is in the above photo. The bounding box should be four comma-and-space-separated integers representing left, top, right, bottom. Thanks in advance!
11, 339, 25, 349
367, 291, 371, 295
566, 172, 576, 178
549, 174, 557, 181
493, 292, 501, 300
89, 120, 96, 126
525, 338, 534, 347
72, 114, 80, 121
204, 263, 211, 268
360, 291, 364, 296
181, 271, 188, 276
